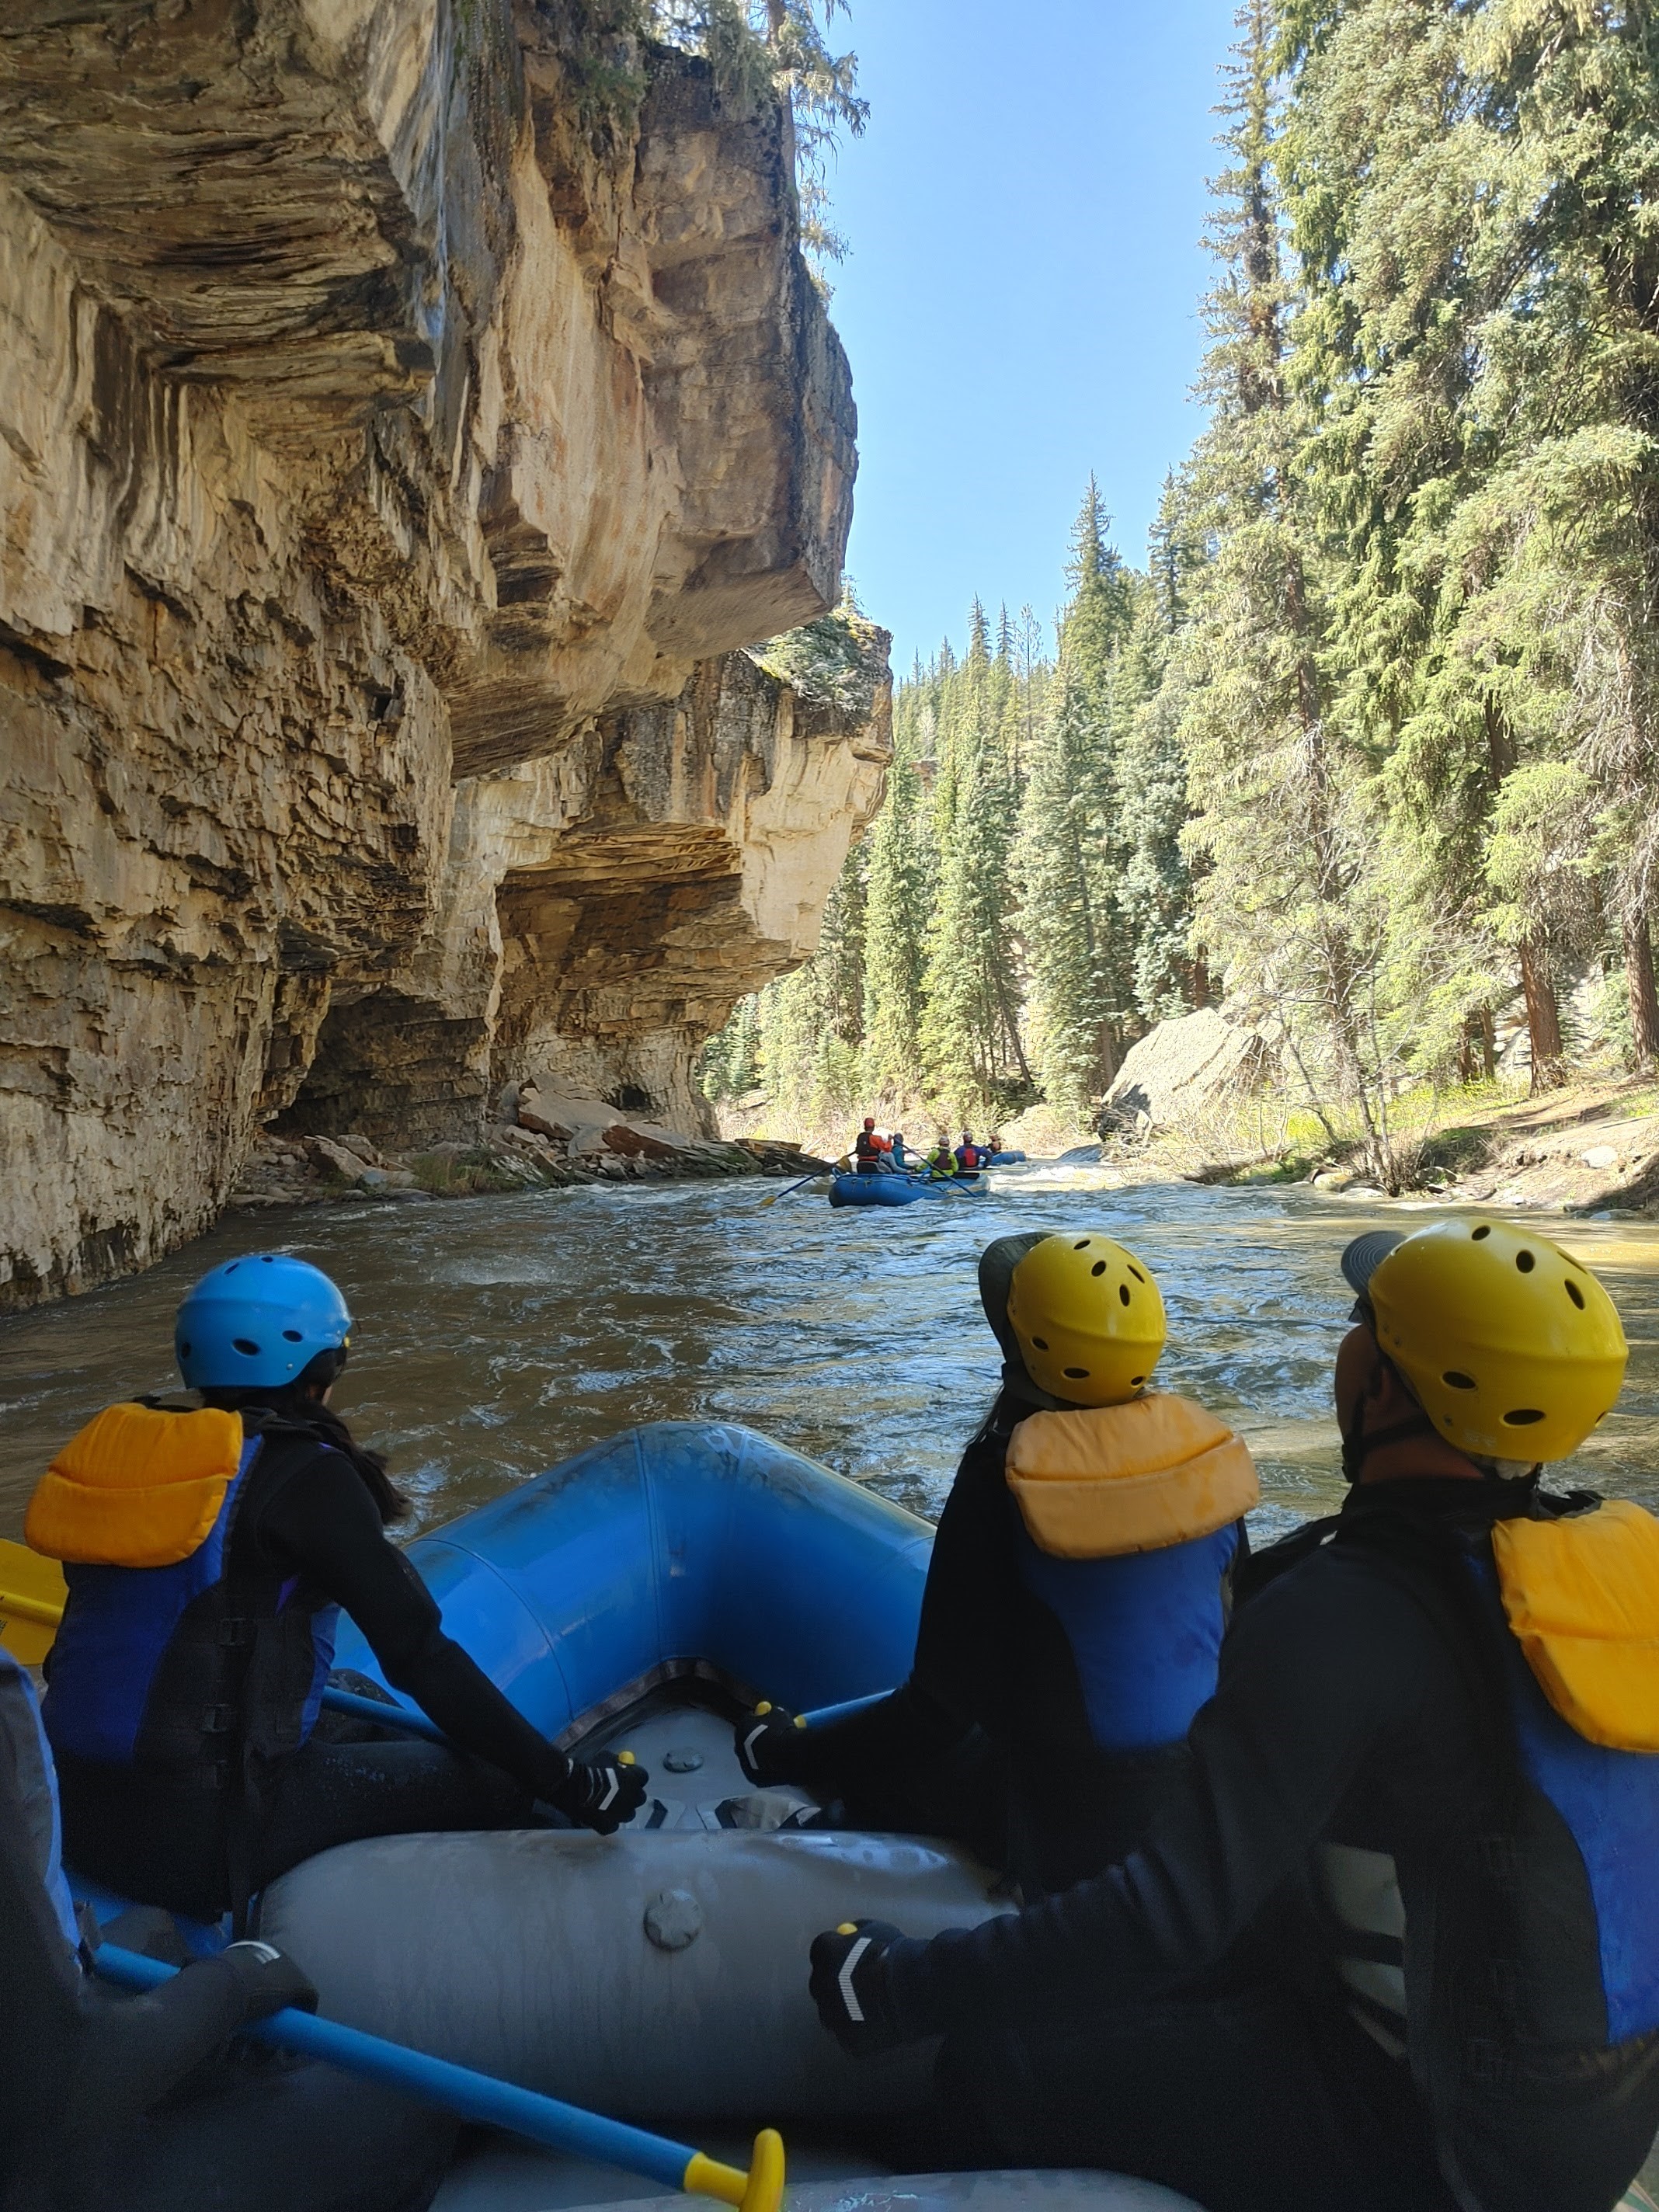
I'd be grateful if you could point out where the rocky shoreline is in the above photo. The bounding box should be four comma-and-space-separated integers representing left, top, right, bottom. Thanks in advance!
231, 1090, 833, 1212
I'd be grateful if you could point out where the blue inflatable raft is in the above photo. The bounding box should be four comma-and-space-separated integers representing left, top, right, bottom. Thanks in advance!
273, 1424, 1206, 2209
827, 1170, 987, 1207
78, 1423, 1207, 2210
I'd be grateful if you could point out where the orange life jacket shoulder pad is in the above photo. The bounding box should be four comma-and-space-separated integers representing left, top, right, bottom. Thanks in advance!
1005, 1393, 1259, 1560
1492, 1501, 1659, 1751
26, 1404, 245, 1570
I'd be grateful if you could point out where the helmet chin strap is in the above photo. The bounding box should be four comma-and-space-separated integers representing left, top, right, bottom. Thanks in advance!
1000, 1358, 1075, 1416
1340, 1358, 1539, 1485
1341, 1311, 1444, 1481
1340, 1404, 1439, 1482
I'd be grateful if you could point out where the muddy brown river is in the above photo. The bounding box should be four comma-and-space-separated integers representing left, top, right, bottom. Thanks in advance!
4, 1165, 1658, 1538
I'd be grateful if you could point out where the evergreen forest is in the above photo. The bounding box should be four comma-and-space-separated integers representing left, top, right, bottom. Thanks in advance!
704, 0, 1659, 1184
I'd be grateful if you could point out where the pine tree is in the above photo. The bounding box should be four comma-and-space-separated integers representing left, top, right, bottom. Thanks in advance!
1118, 544, 1197, 1024
919, 602, 1030, 1117
862, 750, 930, 1098
1173, 0, 1388, 1162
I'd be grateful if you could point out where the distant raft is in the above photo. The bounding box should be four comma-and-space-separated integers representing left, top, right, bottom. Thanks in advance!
827, 1171, 988, 1208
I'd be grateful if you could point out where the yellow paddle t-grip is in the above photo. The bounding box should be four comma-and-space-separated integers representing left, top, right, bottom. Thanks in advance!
683, 2130, 785, 2212
836, 1922, 857, 1936
0, 1539, 66, 1667
617, 1751, 635, 1766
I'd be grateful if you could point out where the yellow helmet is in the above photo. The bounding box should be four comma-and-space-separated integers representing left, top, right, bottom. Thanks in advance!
1348, 1219, 1627, 1464
1005, 1233, 1167, 1407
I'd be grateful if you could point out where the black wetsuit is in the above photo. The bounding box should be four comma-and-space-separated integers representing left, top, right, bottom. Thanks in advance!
0, 1689, 452, 2212
775, 1389, 1226, 1892
54, 1420, 568, 1922
879, 1480, 1659, 2212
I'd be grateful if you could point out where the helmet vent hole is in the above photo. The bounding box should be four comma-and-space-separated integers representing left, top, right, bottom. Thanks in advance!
1118, 1282, 1131, 1305
1515, 1250, 1536, 1274
282, 1328, 304, 1342
1091, 1260, 1107, 1276
1503, 1408, 1546, 1427
179, 1341, 192, 1360
1472, 1224, 1491, 1241
1130, 1374, 1146, 1386
1565, 1280, 1585, 1309
232, 1338, 260, 1358
1031, 1335, 1049, 1351
1063, 1367, 1090, 1380
1073, 1240, 1090, 1250
1129, 1265, 1145, 1282
1443, 1371, 1476, 1390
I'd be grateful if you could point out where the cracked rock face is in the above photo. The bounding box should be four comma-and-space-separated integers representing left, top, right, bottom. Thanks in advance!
0, 0, 885, 1309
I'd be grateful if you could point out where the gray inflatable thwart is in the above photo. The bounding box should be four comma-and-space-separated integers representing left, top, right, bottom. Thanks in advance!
261, 1827, 1010, 2120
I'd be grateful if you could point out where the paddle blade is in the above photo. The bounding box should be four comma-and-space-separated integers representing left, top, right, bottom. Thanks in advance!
0, 1539, 65, 1664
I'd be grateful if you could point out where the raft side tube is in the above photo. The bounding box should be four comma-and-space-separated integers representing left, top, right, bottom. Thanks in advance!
261, 1824, 1007, 2122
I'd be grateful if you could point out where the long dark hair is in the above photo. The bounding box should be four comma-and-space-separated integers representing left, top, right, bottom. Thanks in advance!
200, 1348, 411, 1525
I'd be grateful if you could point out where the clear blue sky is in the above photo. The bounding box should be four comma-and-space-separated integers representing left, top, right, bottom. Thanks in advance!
826, 0, 1240, 671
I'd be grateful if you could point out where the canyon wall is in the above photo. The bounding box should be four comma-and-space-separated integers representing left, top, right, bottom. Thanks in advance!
0, 0, 889, 1309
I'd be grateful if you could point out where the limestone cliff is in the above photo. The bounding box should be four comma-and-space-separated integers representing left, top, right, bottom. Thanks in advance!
0, 1, 889, 1308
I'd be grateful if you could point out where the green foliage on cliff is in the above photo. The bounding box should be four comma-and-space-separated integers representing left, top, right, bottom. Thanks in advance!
751, 599, 887, 720
641, 0, 865, 262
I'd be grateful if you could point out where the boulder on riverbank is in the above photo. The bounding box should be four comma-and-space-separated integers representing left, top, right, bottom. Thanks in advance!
1099, 1010, 1277, 1135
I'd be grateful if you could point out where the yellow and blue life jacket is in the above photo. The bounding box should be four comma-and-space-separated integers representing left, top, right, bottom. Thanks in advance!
1005, 1394, 1260, 1752
26, 1404, 337, 1778
1478, 1502, 1659, 2046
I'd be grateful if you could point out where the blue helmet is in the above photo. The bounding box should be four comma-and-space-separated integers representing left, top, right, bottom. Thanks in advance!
175, 1255, 352, 1389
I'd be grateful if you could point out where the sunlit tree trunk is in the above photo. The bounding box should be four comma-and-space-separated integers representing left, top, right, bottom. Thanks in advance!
1520, 939, 1565, 1093
1626, 915, 1659, 1071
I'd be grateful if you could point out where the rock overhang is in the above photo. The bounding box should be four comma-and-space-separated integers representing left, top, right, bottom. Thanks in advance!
0, 0, 887, 1308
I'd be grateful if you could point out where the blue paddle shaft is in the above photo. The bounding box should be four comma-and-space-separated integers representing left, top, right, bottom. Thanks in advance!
798, 1689, 892, 1730
319, 1687, 448, 1744
92, 1945, 695, 2190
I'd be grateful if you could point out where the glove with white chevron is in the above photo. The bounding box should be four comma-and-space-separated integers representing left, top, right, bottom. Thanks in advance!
551, 1751, 649, 1835
809, 1918, 906, 2057
736, 1700, 809, 1786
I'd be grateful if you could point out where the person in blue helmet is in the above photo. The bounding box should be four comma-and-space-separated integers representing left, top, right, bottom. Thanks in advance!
30, 1254, 648, 1928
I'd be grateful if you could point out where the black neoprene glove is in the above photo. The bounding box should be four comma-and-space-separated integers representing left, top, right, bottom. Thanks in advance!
809, 1918, 907, 2057
218, 1940, 319, 2024
736, 1701, 809, 1786
551, 1753, 649, 1835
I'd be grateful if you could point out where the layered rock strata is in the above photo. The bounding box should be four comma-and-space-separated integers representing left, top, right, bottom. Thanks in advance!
0, 1, 887, 1309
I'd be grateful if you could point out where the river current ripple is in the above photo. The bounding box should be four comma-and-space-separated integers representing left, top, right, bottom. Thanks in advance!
4, 1167, 1658, 1539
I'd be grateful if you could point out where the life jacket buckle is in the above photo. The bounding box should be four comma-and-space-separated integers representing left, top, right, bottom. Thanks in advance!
200, 1703, 238, 1735
217, 1617, 253, 1649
